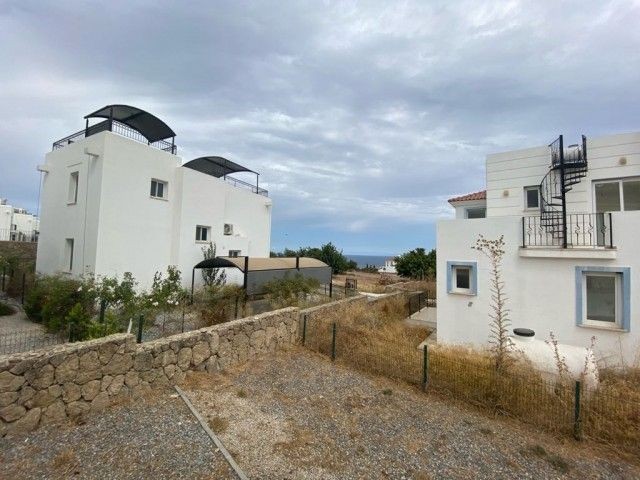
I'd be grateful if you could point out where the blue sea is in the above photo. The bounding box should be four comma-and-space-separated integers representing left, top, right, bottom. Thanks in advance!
346, 255, 393, 268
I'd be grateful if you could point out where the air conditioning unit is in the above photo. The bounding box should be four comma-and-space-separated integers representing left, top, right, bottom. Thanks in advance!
224, 223, 233, 235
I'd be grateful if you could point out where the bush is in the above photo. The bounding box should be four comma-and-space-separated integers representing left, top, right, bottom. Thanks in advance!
263, 273, 320, 307
0, 301, 15, 316
198, 284, 246, 326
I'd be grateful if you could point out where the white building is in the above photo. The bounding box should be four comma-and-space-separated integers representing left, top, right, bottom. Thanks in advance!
437, 131, 640, 366
0, 199, 39, 242
378, 258, 397, 274
36, 105, 272, 289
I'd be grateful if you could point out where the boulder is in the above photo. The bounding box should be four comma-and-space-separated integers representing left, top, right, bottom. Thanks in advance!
0, 371, 25, 393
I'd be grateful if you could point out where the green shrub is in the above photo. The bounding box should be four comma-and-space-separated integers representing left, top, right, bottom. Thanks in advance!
263, 273, 320, 307
0, 301, 15, 316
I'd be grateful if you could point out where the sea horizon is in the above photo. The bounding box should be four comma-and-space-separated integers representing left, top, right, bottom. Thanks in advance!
345, 254, 396, 268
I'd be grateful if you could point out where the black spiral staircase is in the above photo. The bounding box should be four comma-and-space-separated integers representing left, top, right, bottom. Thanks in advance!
539, 135, 588, 247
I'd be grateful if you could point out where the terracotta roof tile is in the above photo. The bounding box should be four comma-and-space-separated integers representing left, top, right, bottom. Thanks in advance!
448, 190, 486, 203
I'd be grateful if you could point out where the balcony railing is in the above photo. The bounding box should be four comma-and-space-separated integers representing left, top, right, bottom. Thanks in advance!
52, 120, 177, 155
522, 213, 613, 248
0, 229, 38, 243
224, 175, 269, 197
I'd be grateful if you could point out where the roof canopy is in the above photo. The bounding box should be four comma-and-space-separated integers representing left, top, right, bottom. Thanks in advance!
183, 156, 256, 178
85, 104, 176, 143
448, 190, 486, 204
193, 257, 328, 272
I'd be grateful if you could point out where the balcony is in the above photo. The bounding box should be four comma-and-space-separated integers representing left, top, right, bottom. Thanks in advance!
223, 175, 269, 197
520, 213, 616, 259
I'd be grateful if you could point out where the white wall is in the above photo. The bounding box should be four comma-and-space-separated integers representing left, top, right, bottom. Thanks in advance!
451, 199, 487, 219
0, 204, 12, 232
437, 212, 640, 366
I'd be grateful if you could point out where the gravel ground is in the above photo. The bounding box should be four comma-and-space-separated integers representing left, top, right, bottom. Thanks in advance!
183, 347, 640, 480
0, 388, 235, 480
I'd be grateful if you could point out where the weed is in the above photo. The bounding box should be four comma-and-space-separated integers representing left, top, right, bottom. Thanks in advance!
208, 415, 229, 433
237, 388, 247, 398
382, 389, 393, 396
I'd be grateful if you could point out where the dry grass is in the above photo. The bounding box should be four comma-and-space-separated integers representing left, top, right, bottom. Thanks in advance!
303, 296, 640, 458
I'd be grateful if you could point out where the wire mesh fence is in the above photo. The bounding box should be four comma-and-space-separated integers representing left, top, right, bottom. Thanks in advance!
0, 328, 68, 355
301, 314, 640, 456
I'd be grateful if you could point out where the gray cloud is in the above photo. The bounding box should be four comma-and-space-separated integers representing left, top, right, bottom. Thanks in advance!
1, 0, 639, 253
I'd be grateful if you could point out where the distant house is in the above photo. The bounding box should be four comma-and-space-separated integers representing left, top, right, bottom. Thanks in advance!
437, 132, 640, 366
378, 258, 397, 274
36, 104, 272, 289
0, 199, 39, 242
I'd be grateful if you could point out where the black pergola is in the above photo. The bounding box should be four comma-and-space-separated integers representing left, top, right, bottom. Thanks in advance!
183, 156, 261, 192
85, 104, 176, 143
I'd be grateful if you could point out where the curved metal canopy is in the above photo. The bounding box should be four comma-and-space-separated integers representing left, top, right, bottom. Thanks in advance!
84, 104, 176, 143
193, 257, 329, 272
183, 156, 256, 178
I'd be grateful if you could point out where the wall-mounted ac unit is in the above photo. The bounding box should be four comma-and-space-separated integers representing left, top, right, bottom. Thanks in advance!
224, 223, 233, 235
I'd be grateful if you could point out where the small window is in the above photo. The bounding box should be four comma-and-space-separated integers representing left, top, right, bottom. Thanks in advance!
64, 238, 74, 272
524, 186, 540, 210
229, 250, 241, 258
576, 267, 630, 331
68, 171, 79, 204
195, 225, 210, 242
465, 207, 486, 219
447, 261, 477, 295
150, 179, 168, 199
623, 180, 640, 211
224, 223, 234, 235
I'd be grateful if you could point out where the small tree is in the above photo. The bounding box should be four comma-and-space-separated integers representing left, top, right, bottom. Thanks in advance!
395, 248, 436, 279
472, 235, 513, 372
201, 242, 227, 287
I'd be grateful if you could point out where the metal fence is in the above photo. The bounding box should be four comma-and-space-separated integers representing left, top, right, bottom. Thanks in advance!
301, 317, 639, 456
522, 213, 613, 248
0, 328, 67, 355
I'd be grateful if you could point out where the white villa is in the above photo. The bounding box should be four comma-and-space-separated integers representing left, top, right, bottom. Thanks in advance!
0, 199, 39, 242
36, 105, 272, 289
437, 131, 640, 366
378, 258, 397, 274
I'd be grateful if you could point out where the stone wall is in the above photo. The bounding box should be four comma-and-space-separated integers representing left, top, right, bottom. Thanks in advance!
0, 307, 298, 436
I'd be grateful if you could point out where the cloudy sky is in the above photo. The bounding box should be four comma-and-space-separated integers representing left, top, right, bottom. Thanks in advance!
1, 1, 639, 255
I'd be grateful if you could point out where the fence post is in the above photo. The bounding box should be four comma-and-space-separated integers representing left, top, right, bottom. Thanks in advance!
329, 282, 333, 298
99, 299, 106, 323
331, 322, 337, 361
422, 344, 429, 391
181, 304, 185, 333
136, 315, 144, 344
573, 380, 582, 440
21, 272, 26, 304
302, 314, 307, 346
234, 296, 239, 319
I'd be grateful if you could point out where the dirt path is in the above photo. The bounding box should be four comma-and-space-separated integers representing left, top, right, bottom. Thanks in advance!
183, 348, 639, 480
0, 296, 44, 333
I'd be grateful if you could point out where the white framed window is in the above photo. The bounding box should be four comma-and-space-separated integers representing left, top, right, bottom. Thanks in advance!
195, 225, 210, 242
150, 179, 168, 199
465, 207, 486, 219
447, 261, 477, 295
228, 250, 241, 258
576, 267, 630, 331
594, 177, 640, 212
64, 238, 74, 272
524, 186, 540, 210
68, 171, 79, 204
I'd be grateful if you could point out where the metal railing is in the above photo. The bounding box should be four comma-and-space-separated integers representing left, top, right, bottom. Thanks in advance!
53, 119, 177, 155
522, 213, 613, 248
224, 175, 269, 196
0, 229, 38, 243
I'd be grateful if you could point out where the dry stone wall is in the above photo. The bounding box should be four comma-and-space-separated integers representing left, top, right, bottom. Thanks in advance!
0, 307, 298, 436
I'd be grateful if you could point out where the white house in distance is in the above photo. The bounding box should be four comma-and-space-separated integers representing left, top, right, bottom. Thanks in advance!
36, 105, 272, 289
0, 198, 39, 242
378, 258, 397, 274
437, 131, 640, 366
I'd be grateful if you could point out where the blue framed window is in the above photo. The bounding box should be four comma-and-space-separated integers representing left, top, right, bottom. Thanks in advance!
447, 261, 478, 295
575, 266, 630, 331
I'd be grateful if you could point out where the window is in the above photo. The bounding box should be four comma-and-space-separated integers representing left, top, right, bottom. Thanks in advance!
446, 261, 477, 295
224, 223, 234, 235
576, 267, 630, 331
465, 207, 486, 219
594, 178, 640, 212
68, 171, 79, 204
195, 225, 210, 242
64, 238, 74, 272
150, 179, 167, 199
229, 250, 241, 258
524, 186, 540, 210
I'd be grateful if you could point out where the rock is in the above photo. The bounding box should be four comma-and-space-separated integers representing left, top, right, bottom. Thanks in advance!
55, 354, 79, 383
42, 401, 66, 425
124, 371, 139, 388
0, 371, 25, 393
9, 358, 35, 375
205, 356, 219, 373
30, 364, 54, 390
48, 384, 63, 399
164, 364, 179, 381
91, 392, 110, 412
29, 389, 56, 408
0, 392, 18, 407
17, 386, 35, 405
192, 341, 211, 366
134, 351, 153, 371
101, 375, 114, 392
79, 351, 101, 371
103, 353, 133, 375
209, 332, 220, 354
158, 350, 177, 367
98, 342, 118, 365
0, 403, 27, 422
177, 347, 192, 370
62, 383, 81, 403
131, 383, 151, 398
107, 375, 125, 395
250, 330, 266, 350
139, 370, 158, 383
6, 407, 40, 434
75, 368, 102, 385
49, 353, 67, 368
66, 400, 90, 418
81, 380, 101, 401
